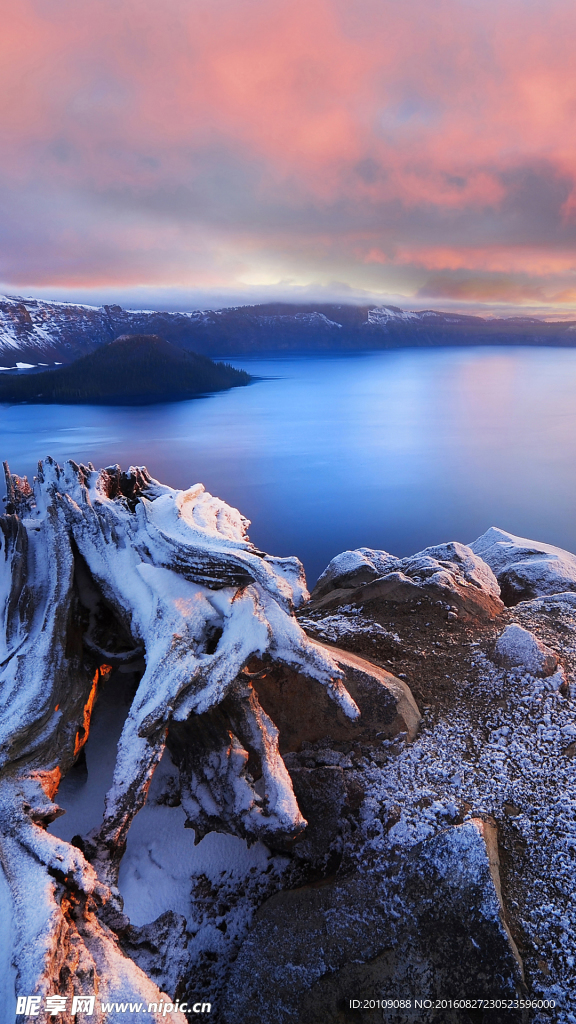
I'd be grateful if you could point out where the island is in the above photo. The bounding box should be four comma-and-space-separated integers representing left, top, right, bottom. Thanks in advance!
0, 333, 251, 404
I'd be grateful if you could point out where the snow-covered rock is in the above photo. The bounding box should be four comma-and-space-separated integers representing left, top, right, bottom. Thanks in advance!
492, 624, 559, 676
470, 527, 576, 604
309, 540, 503, 621
311, 547, 399, 599
220, 819, 525, 1023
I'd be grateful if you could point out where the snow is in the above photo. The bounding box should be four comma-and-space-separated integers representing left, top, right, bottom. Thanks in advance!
358, 640, 576, 1017
119, 749, 273, 928
415, 541, 501, 597
2, 294, 100, 312
0, 502, 76, 773
294, 312, 342, 328
313, 547, 398, 590
0, 294, 109, 357
299, 610, 401, 645
0, 774, 106, 1015
0, 861, 17, 1018
255, 312, 343, 329
367, 307, 419, 325
470, 526, 576, 598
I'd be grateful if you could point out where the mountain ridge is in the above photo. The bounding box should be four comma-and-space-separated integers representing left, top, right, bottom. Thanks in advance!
1, 293, 576, 366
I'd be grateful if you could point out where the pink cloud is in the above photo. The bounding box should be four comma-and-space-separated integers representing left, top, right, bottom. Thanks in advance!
2, 0, 576, 309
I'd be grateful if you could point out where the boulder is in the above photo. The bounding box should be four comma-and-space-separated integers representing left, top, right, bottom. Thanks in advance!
287, 766, 349, 866
308, 541, 503, 622
220, 819, 526, 1024
311, 547, 400, 600
470, 527, 576, 605
492, 624, 559, 676
251, 640, 421, 752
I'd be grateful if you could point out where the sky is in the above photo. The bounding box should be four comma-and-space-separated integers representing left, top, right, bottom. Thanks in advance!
2, 0, 576, 316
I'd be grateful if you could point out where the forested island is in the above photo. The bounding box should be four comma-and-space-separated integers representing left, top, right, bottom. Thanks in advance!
0, 334, 251, 404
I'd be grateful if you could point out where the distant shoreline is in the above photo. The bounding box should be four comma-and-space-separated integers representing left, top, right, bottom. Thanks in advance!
2, 295, 576, 368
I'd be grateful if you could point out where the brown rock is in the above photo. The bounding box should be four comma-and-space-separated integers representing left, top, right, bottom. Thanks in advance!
309, 571, 504, 622
251, 640, 421, 753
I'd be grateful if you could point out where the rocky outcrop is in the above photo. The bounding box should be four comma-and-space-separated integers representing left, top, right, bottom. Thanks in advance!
221, 819, 526, 1024
291, 531, 576, 1019
470, 527, 576, 604
3, 470, 576, 1021
308, 541, 504, 622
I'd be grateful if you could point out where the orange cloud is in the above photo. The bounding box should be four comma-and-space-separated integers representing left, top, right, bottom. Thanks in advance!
419, 275, 549, 304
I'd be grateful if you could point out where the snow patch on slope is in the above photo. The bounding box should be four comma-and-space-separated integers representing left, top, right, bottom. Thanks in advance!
119, 751, 274, 928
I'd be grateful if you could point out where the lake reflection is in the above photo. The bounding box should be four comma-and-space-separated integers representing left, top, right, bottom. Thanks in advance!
2, 346, 576, 585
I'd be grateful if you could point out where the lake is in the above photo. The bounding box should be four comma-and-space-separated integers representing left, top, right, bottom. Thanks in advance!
2, 345, 576, 586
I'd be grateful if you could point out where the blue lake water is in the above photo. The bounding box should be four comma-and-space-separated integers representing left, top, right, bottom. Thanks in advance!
2, 346, 576, 586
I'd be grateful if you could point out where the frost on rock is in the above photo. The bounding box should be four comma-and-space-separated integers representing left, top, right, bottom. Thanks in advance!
309, 540, 503, 621
311, 547, 400, 599
493, 623, 559, 677
221, 819, 525, 1024
209, 529, 576, 1021
0, 458, 363, 1021
470, 526, 576, 605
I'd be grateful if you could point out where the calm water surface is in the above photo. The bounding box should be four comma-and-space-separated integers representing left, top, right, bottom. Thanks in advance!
2, 346, 576, 585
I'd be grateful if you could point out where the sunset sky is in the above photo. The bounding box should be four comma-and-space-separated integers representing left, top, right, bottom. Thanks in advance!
2, 0, 576, 315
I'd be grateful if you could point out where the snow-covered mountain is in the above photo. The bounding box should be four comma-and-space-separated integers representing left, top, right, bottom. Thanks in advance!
1, 294, 574, 366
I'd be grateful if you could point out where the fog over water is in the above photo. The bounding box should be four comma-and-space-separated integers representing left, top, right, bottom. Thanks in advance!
2, 346, 575, 586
